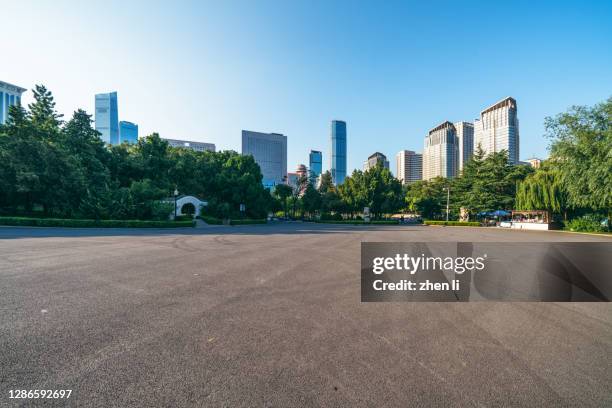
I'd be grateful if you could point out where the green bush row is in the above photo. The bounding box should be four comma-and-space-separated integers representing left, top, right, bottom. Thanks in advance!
199, 215, 223, 225
314, 219, 399, 225
0, 216, 194, 228
199, 216, 267, 225
565, 215, 608, 233
230, 219, 267, 225
424, 220, 481, 227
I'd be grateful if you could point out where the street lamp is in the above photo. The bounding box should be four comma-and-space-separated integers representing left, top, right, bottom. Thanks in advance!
443, 186, 450, 221
173, 188, 179, 219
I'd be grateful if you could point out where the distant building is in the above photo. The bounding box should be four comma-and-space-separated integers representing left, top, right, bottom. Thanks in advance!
0, 80, 26, 125
330, 120, 347, 185
242, 130, 287, 189
423, 121, 458, 180
525, 157, 543, 169
309, 150, 323, 181
454, 121, 474, 172
296, 164, 308, 179
363, 152, 390, 171
95, 92, 119, 144
286, 172, 299, 190
164, 138, 215, 152
396, 150, 422, 184
119, 121, 138, 144
474, 97, 519, 164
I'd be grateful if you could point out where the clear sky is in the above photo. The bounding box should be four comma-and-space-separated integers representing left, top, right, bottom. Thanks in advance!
4, 0, 611, 174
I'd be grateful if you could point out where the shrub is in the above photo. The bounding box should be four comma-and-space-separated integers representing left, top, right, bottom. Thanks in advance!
565, 215, 607, 233
199, 215, 223, 225
424, 220, 481, 227
320, 212, 343, 221
173, 215, 192, 222
313, 219, 398, 225
230, 219, 267, 225
0, 217, 194, 228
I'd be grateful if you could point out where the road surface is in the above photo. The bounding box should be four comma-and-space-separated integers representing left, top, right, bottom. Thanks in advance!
1, 224, 611, 407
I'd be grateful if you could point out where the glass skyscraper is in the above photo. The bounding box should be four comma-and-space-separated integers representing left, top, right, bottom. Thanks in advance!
309, 150, 322, 181
241, 130, 287, 189
423, 121, 458, 180
95, 92, 119, 144
119, 121, 138, 144
0, 80, 26, 125
330, 120, 347, 185
474, 97, 519, 164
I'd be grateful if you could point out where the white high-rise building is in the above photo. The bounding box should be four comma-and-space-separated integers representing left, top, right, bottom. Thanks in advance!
163, 138, 215, 152
454, 121, 474, 172
473, 97, 519, 164
0, 81, 26, 125
396, 150, 422, 184
423, 121, 458, 180
242, 130, 287, 189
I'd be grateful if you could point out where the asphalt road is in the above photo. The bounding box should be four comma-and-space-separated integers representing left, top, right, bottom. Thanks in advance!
1, 224, 611, 407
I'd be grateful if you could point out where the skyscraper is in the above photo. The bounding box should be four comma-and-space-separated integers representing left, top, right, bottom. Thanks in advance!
119, 121, 138, 144
95, 92, 119, 144
473, 97, 519, 164
454, 121, 474, 172
363, 152, 390, 171
330, 120, 347, 185
309, 150, 323, 181
423, 121, 458, 180
242, 130, 287, 189
396, 150, 422, 184
0, 80, 26, 125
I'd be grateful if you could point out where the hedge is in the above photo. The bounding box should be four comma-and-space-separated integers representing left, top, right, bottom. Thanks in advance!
230, 219, 267, 225
424, 220, 481, 227
313, 219, 399, 225
199, 215, 223, 225
0, 216, 194, 228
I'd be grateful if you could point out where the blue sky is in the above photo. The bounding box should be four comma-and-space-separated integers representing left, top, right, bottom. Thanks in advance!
4, 0, 611, 174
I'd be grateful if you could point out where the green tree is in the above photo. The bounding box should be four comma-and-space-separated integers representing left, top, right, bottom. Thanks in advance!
546, 97, 612, 215
302, 183, 322, 218
516, 163, 568, 218
274, 184, 293, 218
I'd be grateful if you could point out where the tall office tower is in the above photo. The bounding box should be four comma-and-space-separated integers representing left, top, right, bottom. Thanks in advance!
454, 121, 474, 172
95, 92, 119, 144
396, 150, 423, 184
242, 130, 287, 189
163, 138, 215, 152
330, 120, 347, 185
423, 121, 458, 180
119, 121, 139, 144
473, 97, 519, 164
309, 150, 323, 181
363, 152, 390, 171
0, 80, 26, 125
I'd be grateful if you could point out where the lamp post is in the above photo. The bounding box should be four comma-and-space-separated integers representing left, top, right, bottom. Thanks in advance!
173, 188, 179, 219
443, 186, 450, 221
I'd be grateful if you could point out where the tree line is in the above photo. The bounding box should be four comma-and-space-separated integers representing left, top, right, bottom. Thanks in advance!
274, 97, 610, 228
1, 86, 609, 227
0, 85, 273, 220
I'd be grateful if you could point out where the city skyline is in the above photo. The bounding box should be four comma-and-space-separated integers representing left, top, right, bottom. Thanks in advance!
3, 1, 611, 176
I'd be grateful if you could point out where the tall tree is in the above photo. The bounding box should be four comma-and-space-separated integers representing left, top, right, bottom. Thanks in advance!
28, 84, 63, 133
546, 97, 612, 214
